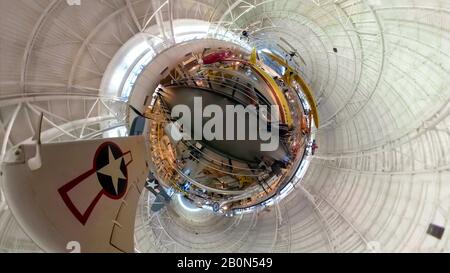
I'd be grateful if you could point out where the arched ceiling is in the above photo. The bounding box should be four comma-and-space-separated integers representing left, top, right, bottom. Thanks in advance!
0, 0, 449, 252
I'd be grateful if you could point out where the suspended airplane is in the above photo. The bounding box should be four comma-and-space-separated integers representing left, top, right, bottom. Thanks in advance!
201, 49, 234, 65
1, 114, 150, 252
279, 36, 307, 67
145, 172, 171, 212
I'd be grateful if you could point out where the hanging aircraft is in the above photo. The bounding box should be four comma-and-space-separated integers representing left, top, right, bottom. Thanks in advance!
1, 115, 150, 252
145, 172, 171, 212
278, 37, 307, 67
201, 49, 234, 65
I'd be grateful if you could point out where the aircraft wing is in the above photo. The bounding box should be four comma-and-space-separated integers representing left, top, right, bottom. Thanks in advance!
1, 136, 149, 253
145, 176, 171, 212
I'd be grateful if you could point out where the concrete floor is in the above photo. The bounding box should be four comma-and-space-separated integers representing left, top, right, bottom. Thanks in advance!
161, 86, 288, 163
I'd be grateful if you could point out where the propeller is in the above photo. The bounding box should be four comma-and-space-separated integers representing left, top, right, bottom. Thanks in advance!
129, 104, 149, 119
